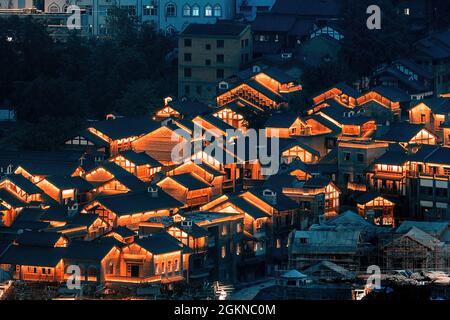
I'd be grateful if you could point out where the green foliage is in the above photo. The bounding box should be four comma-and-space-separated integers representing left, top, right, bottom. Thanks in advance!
0, 12, 177, 151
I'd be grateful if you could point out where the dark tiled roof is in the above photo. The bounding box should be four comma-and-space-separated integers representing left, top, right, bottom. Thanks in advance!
169, 173, 211, 190
10, 208, 44, 222
319, 102, 373, 125
173, 222, 209, 238
410, 97, 450, 114
422, 146, 450, 165
248, 188, 299, 211
65, 240, 116, 261
303, 177, 332, 188
0, 245, 65, 267
229, 197, 271, 220
264, 113, 300, 128
16, 231, 63, 247
109, 226, 135, 238
168, 100, 212, 117
245, 79, 283, 102
181, 22, 249, 37
68, 213, 100, 227
0, 150, 83, 171
374, 149, 408, 165
262, 67, 296, 84
89, 117, 158, 140
264, 173, 299, 189
45, 176, 77, 190
195, 114, 236, 133
0, 188, 27, 208
271, 0, 339, 16
71, 176, 94, 192
40, 204, 69, 222
377, 123, 427, 143
252, 12, 297, 32
118, 150, 162, 167
91, 190, 182, 216
333, 82, 360, 98
76, 129, 109, 147
279, 138, 321, 157
368, 86, 411, 103
17, 161, 79, 177
93, 162, 148, 191
11, 220, 50, 231
135, 232, 184, 255
1, 174, 42, 194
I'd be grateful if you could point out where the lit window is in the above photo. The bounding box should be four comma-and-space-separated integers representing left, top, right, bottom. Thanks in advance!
166, 3, 176, 16
404, 8, 410, 15
213, 4, 222, 17
205, 4, 212, 16
192, 4, 200, 16
183, 4, 191, 16
221, 246, 226, 258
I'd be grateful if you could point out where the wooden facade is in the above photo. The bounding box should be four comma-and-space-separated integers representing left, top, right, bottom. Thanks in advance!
357, 196, 395, 226
157, 176, 212, 208
109, 155, 162, 182
131, 126, 189, 166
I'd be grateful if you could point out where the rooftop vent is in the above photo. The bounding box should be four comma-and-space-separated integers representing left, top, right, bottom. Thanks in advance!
147, 186, 158, 197
262, 188, 277, 205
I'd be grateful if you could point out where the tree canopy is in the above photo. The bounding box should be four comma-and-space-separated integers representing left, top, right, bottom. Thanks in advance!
0, 8, 177, 150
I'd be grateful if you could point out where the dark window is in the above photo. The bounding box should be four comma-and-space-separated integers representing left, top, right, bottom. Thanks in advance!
357, 153, 364, 162
205, 59, 211, 66
196, 86, 202, 95
217, 54, 224, 63
206, 44, 211, 50
184, 38, 192, 47
217, 40, 224, 48
216, 69, 224, 79
344, 152, 351, 161
436, 188, 448, 198
184, 85, 190, 94
184, 53, 191, 62
184, 68, 192, 77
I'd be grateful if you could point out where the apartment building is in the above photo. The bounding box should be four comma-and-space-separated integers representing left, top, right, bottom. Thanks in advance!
40, 0, 236, 35
178, 21, 252, 104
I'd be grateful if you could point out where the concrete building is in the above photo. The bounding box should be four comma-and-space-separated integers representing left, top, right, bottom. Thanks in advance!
337, 140, 388, 188
178, 21, 252, 104
41, 0, 236, 36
